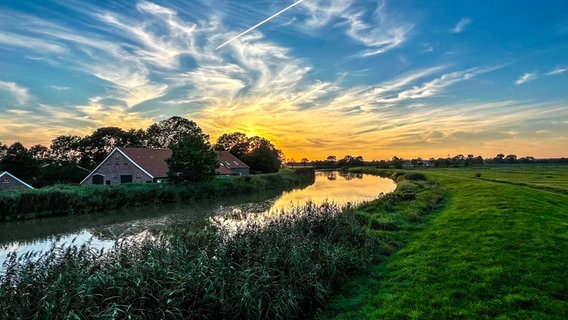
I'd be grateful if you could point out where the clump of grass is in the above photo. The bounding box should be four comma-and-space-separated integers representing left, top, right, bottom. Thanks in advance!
0, 202, 373, 319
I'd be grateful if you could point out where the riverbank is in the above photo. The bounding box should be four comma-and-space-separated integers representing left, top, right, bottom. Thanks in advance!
0, 171, 444, 319
0, 168, 315, 222
317, 166, 568, 319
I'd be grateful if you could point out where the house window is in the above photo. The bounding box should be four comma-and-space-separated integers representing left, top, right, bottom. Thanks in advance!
92, 175, 104, 185
234, 161, 239, 165
124, 162, 129, 169
115, 164, 120, 171
3, 177, 9, 183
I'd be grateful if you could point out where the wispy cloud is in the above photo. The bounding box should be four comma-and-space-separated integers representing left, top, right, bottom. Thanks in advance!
49, 85, 70, 91
0, 80, 31, 105
451, 18, 472, 34
545, 67, 567, 76
515, 72, 538, 85
299, 0, 413, 57
0, 32, 66, 53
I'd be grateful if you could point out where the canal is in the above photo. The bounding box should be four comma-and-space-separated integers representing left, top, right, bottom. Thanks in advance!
0, 171, 395, 269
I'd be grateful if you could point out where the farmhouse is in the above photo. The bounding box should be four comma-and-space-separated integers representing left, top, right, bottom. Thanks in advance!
81, 147, 250, 185
216, 151, 250, 176
0, 171, 34, 191
80, 147, 172, 185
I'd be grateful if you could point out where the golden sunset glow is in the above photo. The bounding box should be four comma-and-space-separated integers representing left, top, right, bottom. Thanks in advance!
0, 1, 566, 160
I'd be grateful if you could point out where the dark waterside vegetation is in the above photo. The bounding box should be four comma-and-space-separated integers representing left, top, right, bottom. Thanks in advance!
318, 165, 568, 319
0, 168, 315, 223
0, 171, 444, 319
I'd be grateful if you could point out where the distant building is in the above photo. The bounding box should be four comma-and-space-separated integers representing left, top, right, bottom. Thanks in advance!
0, 171, 34, 191
81, 147, 250, 185
216, 151, 250, 176
80, 147, 172, 185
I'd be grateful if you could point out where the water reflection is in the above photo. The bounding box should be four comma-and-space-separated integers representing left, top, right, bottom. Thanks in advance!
0, 171, 395, 270
213, 171, 396, 230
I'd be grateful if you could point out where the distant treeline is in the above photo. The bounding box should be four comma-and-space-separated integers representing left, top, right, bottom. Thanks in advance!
0, 168, 315, 223
289, 153, 568, 169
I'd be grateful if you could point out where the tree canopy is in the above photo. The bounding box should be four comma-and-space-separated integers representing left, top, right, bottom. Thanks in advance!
214, 133, 283, 173
0, 142, 41, 183
146, 116, 207, 149
167, 134, 217, 183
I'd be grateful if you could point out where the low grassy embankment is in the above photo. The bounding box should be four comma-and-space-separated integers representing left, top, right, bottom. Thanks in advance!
0, 172, 444, 319
0, 168, 315, 222
319, 166, 568, 319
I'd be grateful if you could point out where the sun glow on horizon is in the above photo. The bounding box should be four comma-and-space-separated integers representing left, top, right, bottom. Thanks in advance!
0, 1, 566, 160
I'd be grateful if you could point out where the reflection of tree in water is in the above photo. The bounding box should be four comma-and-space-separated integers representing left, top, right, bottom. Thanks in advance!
90, 221, 168, 241
338, 171, 363, 181
326, 172, 337, 180
214, 199, 276, 221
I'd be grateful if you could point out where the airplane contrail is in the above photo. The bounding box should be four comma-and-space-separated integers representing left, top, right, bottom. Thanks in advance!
216, 0, 307, 50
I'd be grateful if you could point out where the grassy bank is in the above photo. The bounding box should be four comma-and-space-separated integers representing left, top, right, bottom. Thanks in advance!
0, 171, 444, 319
0, 168, 315, 222
318, 166, 568, 319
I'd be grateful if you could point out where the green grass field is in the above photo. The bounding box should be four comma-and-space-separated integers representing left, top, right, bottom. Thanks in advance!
319, 165, 568, 319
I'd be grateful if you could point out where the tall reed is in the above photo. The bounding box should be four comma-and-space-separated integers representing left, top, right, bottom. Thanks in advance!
1, 202, 373, 319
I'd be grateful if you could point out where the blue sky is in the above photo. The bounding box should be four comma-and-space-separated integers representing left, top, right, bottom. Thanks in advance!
0, 0, 567, 160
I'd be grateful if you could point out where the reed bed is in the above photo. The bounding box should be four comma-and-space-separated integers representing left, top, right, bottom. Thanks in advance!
1, 202, 373, 319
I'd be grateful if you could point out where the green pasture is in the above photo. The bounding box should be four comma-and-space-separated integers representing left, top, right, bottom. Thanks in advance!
320, 165, 568, 319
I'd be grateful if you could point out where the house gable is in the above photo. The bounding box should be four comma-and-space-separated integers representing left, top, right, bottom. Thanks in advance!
80, 148, 154, 185
80, 147, 172, 185
0, 171, 34, 190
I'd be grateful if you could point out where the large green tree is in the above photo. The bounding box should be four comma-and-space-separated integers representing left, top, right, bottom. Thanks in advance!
167, 135, 217, 183
0, 142, 41, 183
214, 133, 283, 173
246, 140, 282, 173
0, 142, 7, 159
78, 127, 143, 169
214, 132, 250, 159
146, 116, 207, 149
50, 135, 83, 163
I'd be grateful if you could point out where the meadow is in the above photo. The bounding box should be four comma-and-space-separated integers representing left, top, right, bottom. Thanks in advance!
318, 164, 568, 319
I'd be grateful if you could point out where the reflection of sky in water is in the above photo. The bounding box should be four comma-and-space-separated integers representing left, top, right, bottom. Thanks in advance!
1, 171, 395, 271
1, 231, 115, 273
214, 171, 396, 231
269, 171, 396, 212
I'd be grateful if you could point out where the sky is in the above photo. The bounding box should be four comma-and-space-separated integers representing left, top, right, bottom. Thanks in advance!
0, 0, 567, 161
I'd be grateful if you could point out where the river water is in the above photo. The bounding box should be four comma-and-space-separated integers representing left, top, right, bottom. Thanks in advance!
0, 171, 395, 269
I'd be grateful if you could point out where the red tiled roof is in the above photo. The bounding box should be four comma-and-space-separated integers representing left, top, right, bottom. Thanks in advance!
119, 147, 172, 178
217, 165, 232, 175
215, 151, 249, 169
